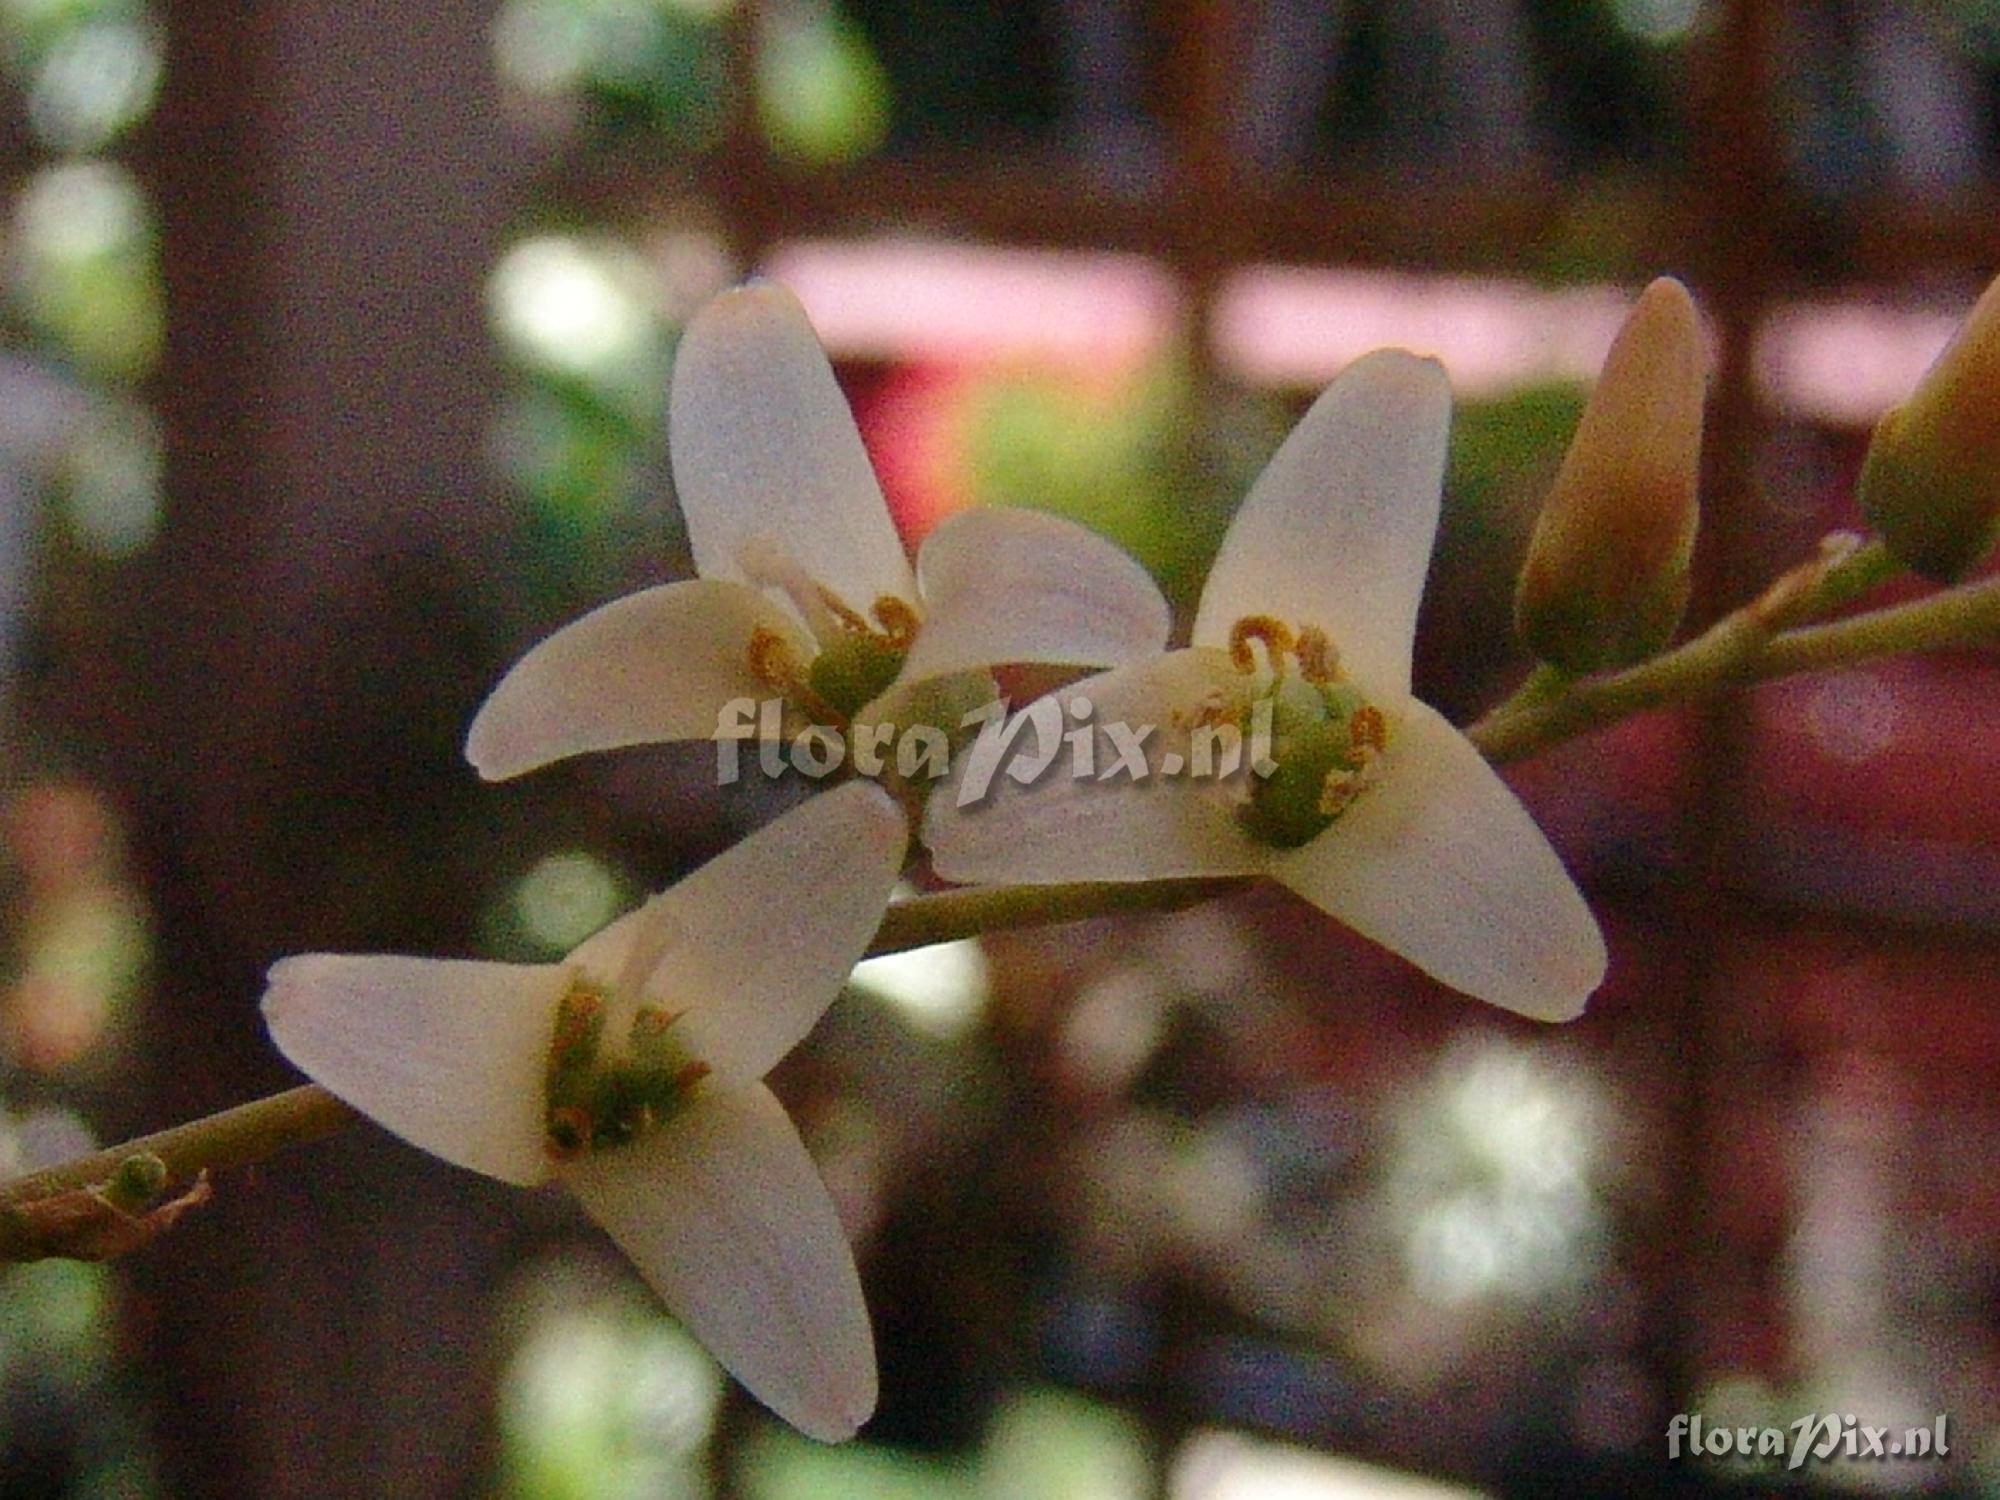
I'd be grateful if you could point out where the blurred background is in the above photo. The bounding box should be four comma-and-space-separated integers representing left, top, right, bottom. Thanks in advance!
0, 0, 1996, 1494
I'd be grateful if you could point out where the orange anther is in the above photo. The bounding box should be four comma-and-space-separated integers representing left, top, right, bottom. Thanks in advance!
1318, 771, 1364, 819
816, 587, 871, 636
630, 1006, 681, 1040
748, 627, 801, 694
872, 595, 921, 649
1294, 626, 1337, 684
674, 1059, 713, 1091
1228, 615, 1295, 673
1350, 705, 1387, 753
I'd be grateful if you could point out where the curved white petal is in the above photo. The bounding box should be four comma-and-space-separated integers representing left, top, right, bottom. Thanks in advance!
261, 954, 560, 1186
923, 650, 1267, 885
1192, 350, 1451, 697
466, 579, 807, 781
562, 1084, 875, 1442
570, 781, 907, 1087
1272, 697, 1605, 1021
670, 283, 916, 612
898, 506, 1171, 684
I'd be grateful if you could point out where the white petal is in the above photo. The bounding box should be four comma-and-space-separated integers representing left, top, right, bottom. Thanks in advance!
570, 781, 907, 1086
1192, 350, 1451, 697
923, 651, 1267, 885
670, 283, 916, 612
562, 1084, 875, 1441
1272, 697, 1605, 1021
897, 506, 1171, 684
466, 579, 807, 781
261, 954, 559, 1185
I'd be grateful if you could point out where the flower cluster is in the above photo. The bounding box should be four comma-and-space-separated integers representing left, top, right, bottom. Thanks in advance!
267, 272, 1855, 1439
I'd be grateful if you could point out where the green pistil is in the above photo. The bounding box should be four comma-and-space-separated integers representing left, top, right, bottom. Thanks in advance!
807, 631, 906, 721
1237, 677, 1384, 850
581, 1066, 681, 1150
542, 988, 706, 1160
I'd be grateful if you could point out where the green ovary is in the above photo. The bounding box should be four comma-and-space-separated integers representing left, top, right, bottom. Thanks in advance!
576, 1065, 692, 1150
1236, 676, 1386, 850
807, 631, 906, 720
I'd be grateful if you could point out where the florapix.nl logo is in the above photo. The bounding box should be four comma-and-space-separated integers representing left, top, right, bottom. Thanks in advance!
1666, 1412, 1950, 1473
714, 693, 1282, 805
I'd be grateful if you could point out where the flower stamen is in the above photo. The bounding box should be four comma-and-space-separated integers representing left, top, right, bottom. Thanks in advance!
547, 985, 606, 1083
545, 1105, 593, 1161
805, 593, 913, 721
630, 1004, 682, 1049
737, 533, 842, 640
748, 627, 842, 726
1229, 615, 1295, 675
1294, 625, 1337, 684
1187, 689, 1235, 733
1220, 617, 1392, 849
1350, 704, 1386, 754
737, 538, 920, 725
817, 588, 873, 637
872, 596, 920, 650
1317, 740, 1384, 819
748, 627, 801, 693
543, 982, 708, 1160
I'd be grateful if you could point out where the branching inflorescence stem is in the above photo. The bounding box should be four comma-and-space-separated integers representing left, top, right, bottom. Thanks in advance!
4, 534, 1996, 1262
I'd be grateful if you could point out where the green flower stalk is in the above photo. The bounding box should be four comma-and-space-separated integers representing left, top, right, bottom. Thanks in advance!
1860, 275, 2000, 582
1516, 277, 1707, 675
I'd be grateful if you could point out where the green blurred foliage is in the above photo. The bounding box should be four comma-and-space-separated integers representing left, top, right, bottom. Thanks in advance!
738, 1387, 1150, 1500
494, 0, 732, 146
52, 397, 160, 558
977, 1388, 1150, 1500
757, 2, 891, 165
1425, 382, 1587, 713
838, 0, 1059, 147
961, 361, 1286, 613
0, 1234, 158, 1492
7, 162, 162, 381
1444, 383, 1587, 564
496, 0, 891, 162
1524, 0, 1696, 163
493, 381, 662, 538
1938, 0, 2000, 62
741, 1432, 977, 1500
496, 1289, 721, 1500
475, 847, 635, 963
485, 229, 684, 611
0, 0, 161, 154
0, 1259, 109, 1384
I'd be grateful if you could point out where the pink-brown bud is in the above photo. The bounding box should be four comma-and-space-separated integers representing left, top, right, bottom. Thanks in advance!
1516, 277, 1706, 674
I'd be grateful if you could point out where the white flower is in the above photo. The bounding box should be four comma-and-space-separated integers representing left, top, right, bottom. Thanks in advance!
924, 352, 1607, 1022
260, 782, 907, 1440
465, 281, 1169, 781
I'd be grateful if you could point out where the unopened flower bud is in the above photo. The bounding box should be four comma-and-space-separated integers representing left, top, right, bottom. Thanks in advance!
102, 1152, 170, 1213
1516, 277, 1706, 674
1859, 276, 2000, 581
